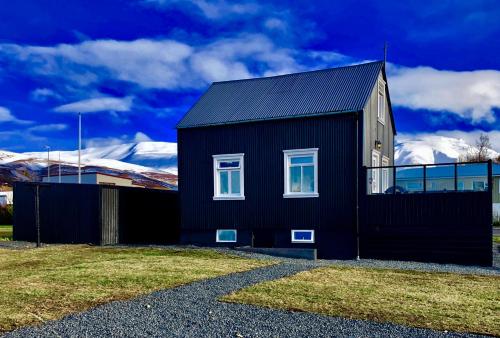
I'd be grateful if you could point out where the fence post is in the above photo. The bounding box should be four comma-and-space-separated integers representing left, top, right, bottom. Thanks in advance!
393, 166, 396, 194
35, 184, 40, 248
487, 160, 493, 195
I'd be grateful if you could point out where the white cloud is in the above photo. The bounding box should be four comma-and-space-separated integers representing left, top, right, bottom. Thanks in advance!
264, 18, 287, 31
30, 88, 62, 102
54, 96, 133, 113
142, 0, 260, 20
0, 35, 313, 90
387, 64, 500, 123
0, 106, 33, 124
28, 124, 68, 133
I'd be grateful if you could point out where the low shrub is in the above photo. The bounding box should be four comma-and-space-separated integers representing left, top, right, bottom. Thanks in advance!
0, 205, 13, 224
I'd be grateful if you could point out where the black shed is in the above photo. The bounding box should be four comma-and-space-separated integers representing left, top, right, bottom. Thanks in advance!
13, 182, 179, 245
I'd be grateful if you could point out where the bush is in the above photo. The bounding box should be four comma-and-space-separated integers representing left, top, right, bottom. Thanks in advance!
0, 205, 13, 224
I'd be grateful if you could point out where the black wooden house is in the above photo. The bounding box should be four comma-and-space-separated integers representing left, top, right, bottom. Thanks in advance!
177, 61, 395, 259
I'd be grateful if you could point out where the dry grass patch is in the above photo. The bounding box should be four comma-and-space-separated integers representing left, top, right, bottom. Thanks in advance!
222, 265, 500, 336
0, 245, 271, 333
0, 225, 12, 241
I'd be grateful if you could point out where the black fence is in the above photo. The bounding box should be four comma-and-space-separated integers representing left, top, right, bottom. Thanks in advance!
13, 182, 179, 245
360, 161, 493, 266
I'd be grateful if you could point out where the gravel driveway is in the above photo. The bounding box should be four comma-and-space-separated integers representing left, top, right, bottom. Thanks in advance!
4, 251, 490, 338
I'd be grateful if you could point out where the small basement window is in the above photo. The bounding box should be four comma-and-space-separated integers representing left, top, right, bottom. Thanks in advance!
213, 154, 244, 200
291, 230, 315, 243
216, 229, 237, 243
283, 148, 318, 198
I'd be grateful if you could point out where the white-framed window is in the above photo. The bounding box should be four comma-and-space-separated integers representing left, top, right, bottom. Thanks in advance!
213, 154, 244, 200
283, 148, 318, 198
291, 230, 315, 243
371, 150, 381, 194
377, 79, 386, 124
381, 156, 389, 193
473, 181, 487, 191
216, 229, 237, 243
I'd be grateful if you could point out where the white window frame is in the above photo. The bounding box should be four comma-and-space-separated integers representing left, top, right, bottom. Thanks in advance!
377, 79, 386, 125
283, 148, 319, 198
371, 150, 381, 194
381, 156, 389, 193
291, 230, 315, 243
216, 229, 237, 243
213, 153, 245, 200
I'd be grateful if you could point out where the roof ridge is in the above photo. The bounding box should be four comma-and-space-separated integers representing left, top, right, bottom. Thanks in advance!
212, 60, 384, 85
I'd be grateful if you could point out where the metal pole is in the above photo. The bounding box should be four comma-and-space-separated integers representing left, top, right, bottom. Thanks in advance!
59, 151, 61, 183
78, 112, 82, 184
355, 114, 360, 261
35, 184, 40, 247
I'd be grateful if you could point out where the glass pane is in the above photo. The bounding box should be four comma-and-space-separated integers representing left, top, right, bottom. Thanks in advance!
219, 160, 239, 168
457, 163, 487, 191
290, 166, 301, 192
425, 165, 455, 192
231, 170, 240, 194
219, 171, 229, 194
396, 166, 424, 193
217, 230, 236, 242
290, 156, 313, 164
293, 231, 312, 241
302, 165, 314, 192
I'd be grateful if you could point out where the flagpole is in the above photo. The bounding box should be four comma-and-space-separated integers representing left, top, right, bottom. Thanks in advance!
78, 112, 81, 184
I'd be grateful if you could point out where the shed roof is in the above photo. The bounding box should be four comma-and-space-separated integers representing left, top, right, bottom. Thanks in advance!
177, 61, 385, 129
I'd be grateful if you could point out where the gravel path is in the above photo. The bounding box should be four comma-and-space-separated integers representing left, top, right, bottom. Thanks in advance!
4, 255, 489, 338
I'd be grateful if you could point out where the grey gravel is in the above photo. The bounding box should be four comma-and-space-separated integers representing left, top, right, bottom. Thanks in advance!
0, 241, 37, 250
3, 247, 492, 338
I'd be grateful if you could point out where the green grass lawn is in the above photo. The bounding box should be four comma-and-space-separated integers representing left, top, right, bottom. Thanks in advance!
494, 235, 500, 244
222, 265, 500, 336
0, 245, 271, 333
0, 225, 12, 241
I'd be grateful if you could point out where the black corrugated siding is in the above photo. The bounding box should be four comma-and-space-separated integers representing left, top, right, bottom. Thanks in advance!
13, 183, 180, 245
359, 187, 493, 266
178, 114, 358, 258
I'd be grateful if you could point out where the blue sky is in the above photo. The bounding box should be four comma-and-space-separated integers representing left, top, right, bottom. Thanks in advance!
0, 0, 499, 152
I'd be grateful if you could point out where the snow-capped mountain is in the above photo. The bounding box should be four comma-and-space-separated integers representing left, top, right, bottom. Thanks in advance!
0, 142, 178, 188
395, 135, 499, 165
20, 141, 178, 175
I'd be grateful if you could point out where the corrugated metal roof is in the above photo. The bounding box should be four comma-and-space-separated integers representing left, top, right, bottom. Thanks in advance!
177, 61, 384, 128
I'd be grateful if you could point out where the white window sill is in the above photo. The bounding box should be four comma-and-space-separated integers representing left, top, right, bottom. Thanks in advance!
283, 193, 319, 199
213, 196, 245, 200
292, 240, 315, 244
378, 118, 385, 125
216, 240, 237, 243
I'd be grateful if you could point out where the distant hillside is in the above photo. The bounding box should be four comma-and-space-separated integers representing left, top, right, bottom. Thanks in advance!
0, 142, 177, 189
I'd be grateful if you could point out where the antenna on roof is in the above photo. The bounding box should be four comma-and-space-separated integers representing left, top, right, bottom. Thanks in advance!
383, 41, 388, 65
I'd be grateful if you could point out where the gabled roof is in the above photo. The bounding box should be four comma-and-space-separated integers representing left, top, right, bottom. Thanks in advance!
177, 61, 385, 129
